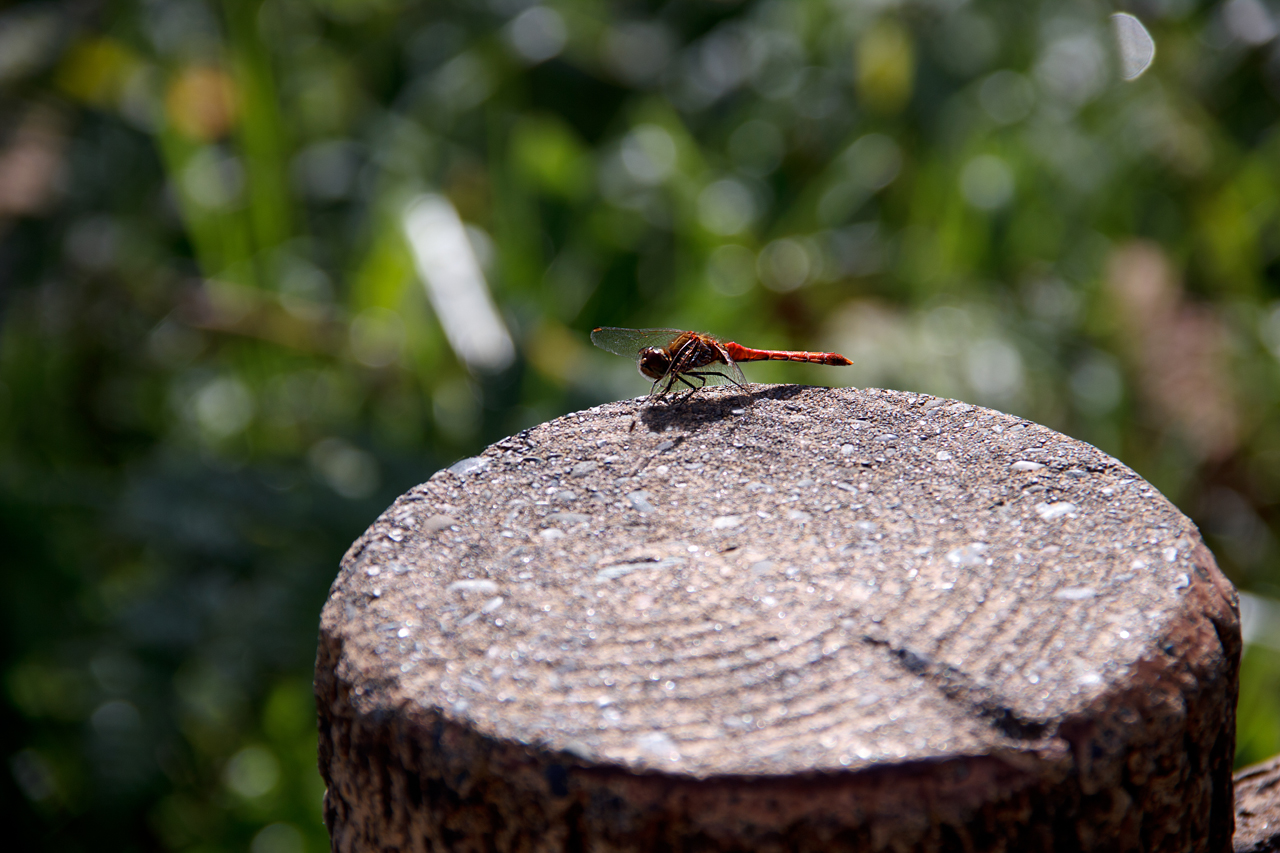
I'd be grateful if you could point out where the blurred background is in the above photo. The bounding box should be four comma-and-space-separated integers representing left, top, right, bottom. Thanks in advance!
4, 0, 1280, 849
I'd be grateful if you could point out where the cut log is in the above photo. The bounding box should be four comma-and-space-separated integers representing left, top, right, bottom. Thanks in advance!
316, 386, 1240, 852
1235, 755, 1280, 852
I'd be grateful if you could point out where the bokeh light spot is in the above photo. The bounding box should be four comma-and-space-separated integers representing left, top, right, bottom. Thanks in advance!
431, 53, 494, 113
349, 307, 405, 369
511, 116, 589, 199
960, 155, 1014, 211
697, 179, 757, 235
964, 338, 1024, 404
194, 377, 255, 438
403, 195, 515, 372
933, 12, 999, 77
506, 7, 567, 64
620, 125, 677, 186
91, 699, 142, 733
1035, 33, 1106, 109
1111, 14, 1156, 81
707, 245, 756, 297
1259, 302, 1280, 359
291, 140, 362, 202
856, 19, 914, 114
223, 745, 280, 799
10, 749, 59, 804
1223, 0, 1278, 47
252, 822, 305, 853
181, 148, 245, 210
758, 238, 813, 293
600, 21, 675, 87
1070, 353, 1124, 415
55, 36, 136, 106
845, 134, 903, 191
165, 65, 238, 141
978, 70, 1036, 125
309, 438, 380, 500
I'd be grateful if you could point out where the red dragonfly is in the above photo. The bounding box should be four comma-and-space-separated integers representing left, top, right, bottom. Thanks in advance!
591, 327, 852, 399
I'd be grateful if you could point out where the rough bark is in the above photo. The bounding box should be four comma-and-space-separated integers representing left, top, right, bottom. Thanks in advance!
1235, 755, 1280, 852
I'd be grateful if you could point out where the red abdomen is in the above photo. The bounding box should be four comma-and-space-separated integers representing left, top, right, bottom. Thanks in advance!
723, 341, 852, 366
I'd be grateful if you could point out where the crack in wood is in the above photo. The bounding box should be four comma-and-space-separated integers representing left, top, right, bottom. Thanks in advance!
862, 633, 1049, 742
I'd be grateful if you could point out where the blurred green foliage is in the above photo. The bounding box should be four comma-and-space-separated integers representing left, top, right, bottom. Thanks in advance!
3, 0, 1280, 849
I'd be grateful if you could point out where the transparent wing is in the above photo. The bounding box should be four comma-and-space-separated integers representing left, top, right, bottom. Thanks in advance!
590, 327, 686, 358
679, 352, 748, 390
720, 356, 748, 387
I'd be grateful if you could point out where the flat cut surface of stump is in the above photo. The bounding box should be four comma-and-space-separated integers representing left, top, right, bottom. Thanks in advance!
317, 386, 1240, 852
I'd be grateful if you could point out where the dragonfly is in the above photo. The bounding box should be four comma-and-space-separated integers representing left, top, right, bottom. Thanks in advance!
591, 327, 852, 399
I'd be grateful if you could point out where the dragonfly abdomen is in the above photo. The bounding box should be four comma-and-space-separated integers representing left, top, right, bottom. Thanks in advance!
723, 342, 852, 366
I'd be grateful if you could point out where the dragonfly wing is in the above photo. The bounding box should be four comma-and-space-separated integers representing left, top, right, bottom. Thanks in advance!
725, 357, 748, 387
713, 341, 748, 387
590, 327, 688, 358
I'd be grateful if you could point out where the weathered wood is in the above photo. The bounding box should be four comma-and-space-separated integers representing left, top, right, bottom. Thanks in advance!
1235, 755, 1280, 852
316, 386, 1240, 852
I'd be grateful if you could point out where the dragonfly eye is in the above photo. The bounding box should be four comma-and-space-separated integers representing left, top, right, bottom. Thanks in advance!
636, 347, 670, 380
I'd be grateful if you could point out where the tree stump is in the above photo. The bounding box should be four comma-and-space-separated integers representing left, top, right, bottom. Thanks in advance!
316, 386, 1240, 852
1235, 755, 1280, 852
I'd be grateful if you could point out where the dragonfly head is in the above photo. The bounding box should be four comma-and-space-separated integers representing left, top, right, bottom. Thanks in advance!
637, 347, 671, 381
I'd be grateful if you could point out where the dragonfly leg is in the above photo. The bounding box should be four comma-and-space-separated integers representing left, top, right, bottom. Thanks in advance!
685, 370, 747, 391
645, 371, 680, 402
657, 364, 743, 404
675, 374, 705, 404
648, 371, 697, 404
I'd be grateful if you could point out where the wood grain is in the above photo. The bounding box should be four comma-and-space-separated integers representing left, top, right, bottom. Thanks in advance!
316, 386, 1240, 852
